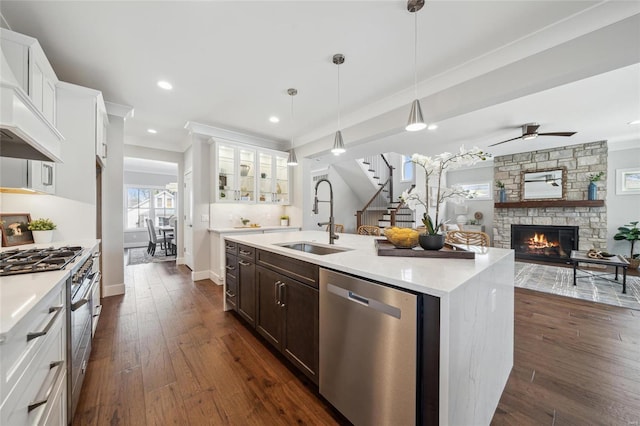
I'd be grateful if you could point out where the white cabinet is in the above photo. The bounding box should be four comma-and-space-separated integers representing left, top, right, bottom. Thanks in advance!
0, 28, 58, 128
95, 100, 108, 167
214, 140, 290, 205
0, 278, 67, 425
215, 142, 257, 203
0, 158, 56, 194
257, 152, 290, 204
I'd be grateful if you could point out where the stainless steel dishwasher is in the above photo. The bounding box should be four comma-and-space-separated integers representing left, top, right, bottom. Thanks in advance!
319, 268, 418, 426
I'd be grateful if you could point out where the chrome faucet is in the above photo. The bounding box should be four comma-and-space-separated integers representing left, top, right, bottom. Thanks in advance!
312, 178, 339, 244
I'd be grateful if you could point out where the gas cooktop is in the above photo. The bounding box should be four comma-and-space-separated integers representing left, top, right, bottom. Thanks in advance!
0, 246, 84, 277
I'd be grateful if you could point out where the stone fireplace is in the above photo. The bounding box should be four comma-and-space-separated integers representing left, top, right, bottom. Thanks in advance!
493, 141, 607, 254
511, 224, 578, 263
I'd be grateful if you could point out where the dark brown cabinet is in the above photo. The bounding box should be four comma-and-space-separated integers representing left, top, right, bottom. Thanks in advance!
224, 241, 237, 310
256, 264, 319, 384
237, 244, 256, 326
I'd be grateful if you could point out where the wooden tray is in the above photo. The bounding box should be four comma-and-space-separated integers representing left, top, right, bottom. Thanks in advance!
375, 239, 475, 259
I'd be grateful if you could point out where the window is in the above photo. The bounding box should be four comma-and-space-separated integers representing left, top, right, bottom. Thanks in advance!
126, 186, 176, 229
402, 155, 414, 182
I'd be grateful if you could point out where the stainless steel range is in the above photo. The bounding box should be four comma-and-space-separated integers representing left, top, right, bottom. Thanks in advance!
66, 250, 100, 424
0, 246, 83, 276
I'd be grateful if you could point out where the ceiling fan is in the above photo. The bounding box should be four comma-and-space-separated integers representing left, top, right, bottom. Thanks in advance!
489, 123, 576, 147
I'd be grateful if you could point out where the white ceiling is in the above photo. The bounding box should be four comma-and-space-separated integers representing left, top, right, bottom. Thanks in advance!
1, 1, 639, 165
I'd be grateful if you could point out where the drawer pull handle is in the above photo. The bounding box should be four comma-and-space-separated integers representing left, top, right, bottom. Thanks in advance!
239, 249, 252, 255
28, 360, 64, 412
225, 290, 235, 297
238, 260, 251, 266
225, 245, 234, 250
226, 265, 235, 271
27, 306, 63, 342
93, 305, 103, 317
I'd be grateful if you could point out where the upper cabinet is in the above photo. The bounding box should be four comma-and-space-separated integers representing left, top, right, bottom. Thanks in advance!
0, 29, 64, 162
214, 140, 290, 205
95, 98, 108, 167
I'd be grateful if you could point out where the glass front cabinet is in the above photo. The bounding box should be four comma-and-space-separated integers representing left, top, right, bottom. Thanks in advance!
214, 141, 290, 205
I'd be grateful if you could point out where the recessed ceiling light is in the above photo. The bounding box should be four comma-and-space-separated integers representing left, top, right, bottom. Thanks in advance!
427, 124, 438, 130
269, 116, 280, 123
628, 119, 640, 125
147, 129, 157, 134
157, 80, 173, 90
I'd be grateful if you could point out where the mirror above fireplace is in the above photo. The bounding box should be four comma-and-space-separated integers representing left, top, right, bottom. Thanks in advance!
521, 167, 566, 200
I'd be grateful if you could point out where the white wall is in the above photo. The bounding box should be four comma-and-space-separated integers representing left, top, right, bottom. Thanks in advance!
607, 144, 640, 256
307, 166, 361, 234
0, 193, 95, 242
101, 113, 125, 297
123, 171, 176, 187
209, 203, 285, 228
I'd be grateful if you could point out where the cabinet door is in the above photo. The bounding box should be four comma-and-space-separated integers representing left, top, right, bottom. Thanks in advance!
274, 154, 290, 204
282, 278, 319, 383
257, 152, 273, 203
216, 143, 236, 202
238, 258, 256, 326
29, 51, 44, 112
238, 147, 255, 202
42, 77, 56, 126
255, 265, 282, 348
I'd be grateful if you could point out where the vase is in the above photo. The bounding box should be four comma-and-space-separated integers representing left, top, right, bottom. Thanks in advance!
32, 230, 53, 244
499, 188, 507, 203
588, 182, 597, 200
419, 234, 445, 251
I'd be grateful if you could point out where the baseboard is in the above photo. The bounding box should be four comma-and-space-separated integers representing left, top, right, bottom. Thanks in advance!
103, 283, 125, 297
191, 270, 210, 281
209, 270, 223, 286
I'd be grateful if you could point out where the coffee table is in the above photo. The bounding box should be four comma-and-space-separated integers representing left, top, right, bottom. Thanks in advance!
570, 250, 629, 294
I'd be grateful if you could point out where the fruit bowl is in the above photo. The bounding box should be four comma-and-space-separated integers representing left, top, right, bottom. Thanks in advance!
383, 227, 420, 249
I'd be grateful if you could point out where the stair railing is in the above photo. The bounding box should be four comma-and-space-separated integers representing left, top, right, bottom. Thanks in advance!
390, 184, 415, 227
356, 177, 391, 229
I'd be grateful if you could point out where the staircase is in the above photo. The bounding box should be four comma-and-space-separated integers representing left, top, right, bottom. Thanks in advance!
356, 154, 415, 229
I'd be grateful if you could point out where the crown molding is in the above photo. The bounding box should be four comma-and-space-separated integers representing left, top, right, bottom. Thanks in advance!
105, 101, 134, 120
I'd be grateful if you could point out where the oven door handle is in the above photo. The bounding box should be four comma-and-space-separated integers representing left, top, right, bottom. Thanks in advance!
71, 271, 100, 311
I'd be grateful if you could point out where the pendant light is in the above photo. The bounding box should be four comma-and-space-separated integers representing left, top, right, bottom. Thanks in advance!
331, 53, 346, 155
286, 88, 298, 166
406, 0, 426, 132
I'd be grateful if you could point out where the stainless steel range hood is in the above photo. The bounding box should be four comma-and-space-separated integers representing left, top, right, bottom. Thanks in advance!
0, 82, 64, 162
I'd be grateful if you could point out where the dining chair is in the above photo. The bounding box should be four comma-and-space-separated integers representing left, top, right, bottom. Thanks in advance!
445, 230, 490, 247
357, 225, 381, 236
146, 219, 169, 256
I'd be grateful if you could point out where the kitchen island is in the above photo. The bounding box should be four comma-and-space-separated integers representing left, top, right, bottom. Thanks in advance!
224, 230, 514, 426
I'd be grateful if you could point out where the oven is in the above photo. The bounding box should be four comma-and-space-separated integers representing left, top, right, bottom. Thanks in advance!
66, 251, 100, 424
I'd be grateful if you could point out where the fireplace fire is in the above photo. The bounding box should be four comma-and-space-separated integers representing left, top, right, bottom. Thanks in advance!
511, 225, 578, 263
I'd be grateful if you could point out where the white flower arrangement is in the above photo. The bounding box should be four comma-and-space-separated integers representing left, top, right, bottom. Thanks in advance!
400, 146, 490, 235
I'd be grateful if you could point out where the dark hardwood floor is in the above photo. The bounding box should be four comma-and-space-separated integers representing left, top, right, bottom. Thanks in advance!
74, 261, 640, 425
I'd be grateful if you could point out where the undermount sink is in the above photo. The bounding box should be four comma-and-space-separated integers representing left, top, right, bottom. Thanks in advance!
275, 242, 351, 256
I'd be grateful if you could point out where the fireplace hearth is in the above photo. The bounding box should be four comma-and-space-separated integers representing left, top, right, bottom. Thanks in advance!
511, 225, 579, 263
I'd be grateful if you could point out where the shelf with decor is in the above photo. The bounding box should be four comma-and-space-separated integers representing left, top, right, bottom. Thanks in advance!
494, 200, 605, 208
214, 140, 290, 205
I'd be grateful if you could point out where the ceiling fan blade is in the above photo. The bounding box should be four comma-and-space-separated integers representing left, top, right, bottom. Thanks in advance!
524, 123, 540, 134
538, 132, 577, 137
489, 136, 522, 147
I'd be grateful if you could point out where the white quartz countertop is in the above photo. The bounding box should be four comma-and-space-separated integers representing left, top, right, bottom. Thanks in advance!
209, 225, 301, 234
224, 231, 513, 297
0, 239, 100, 339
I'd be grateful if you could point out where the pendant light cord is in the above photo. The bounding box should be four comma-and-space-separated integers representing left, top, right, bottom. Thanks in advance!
337, 63, 341, 130
290, 92, 294, 149
413, 11, 418, 99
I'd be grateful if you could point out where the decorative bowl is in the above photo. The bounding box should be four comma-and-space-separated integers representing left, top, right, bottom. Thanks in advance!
383, 227, 420, 249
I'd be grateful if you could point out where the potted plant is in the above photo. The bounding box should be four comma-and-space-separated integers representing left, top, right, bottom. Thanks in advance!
401, 146, 490, 250
587, 171, 604, 201
613, 221, 640, 269
280, 215, 289, 226
495, 180, 507, 203
28, 218, 56, 244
